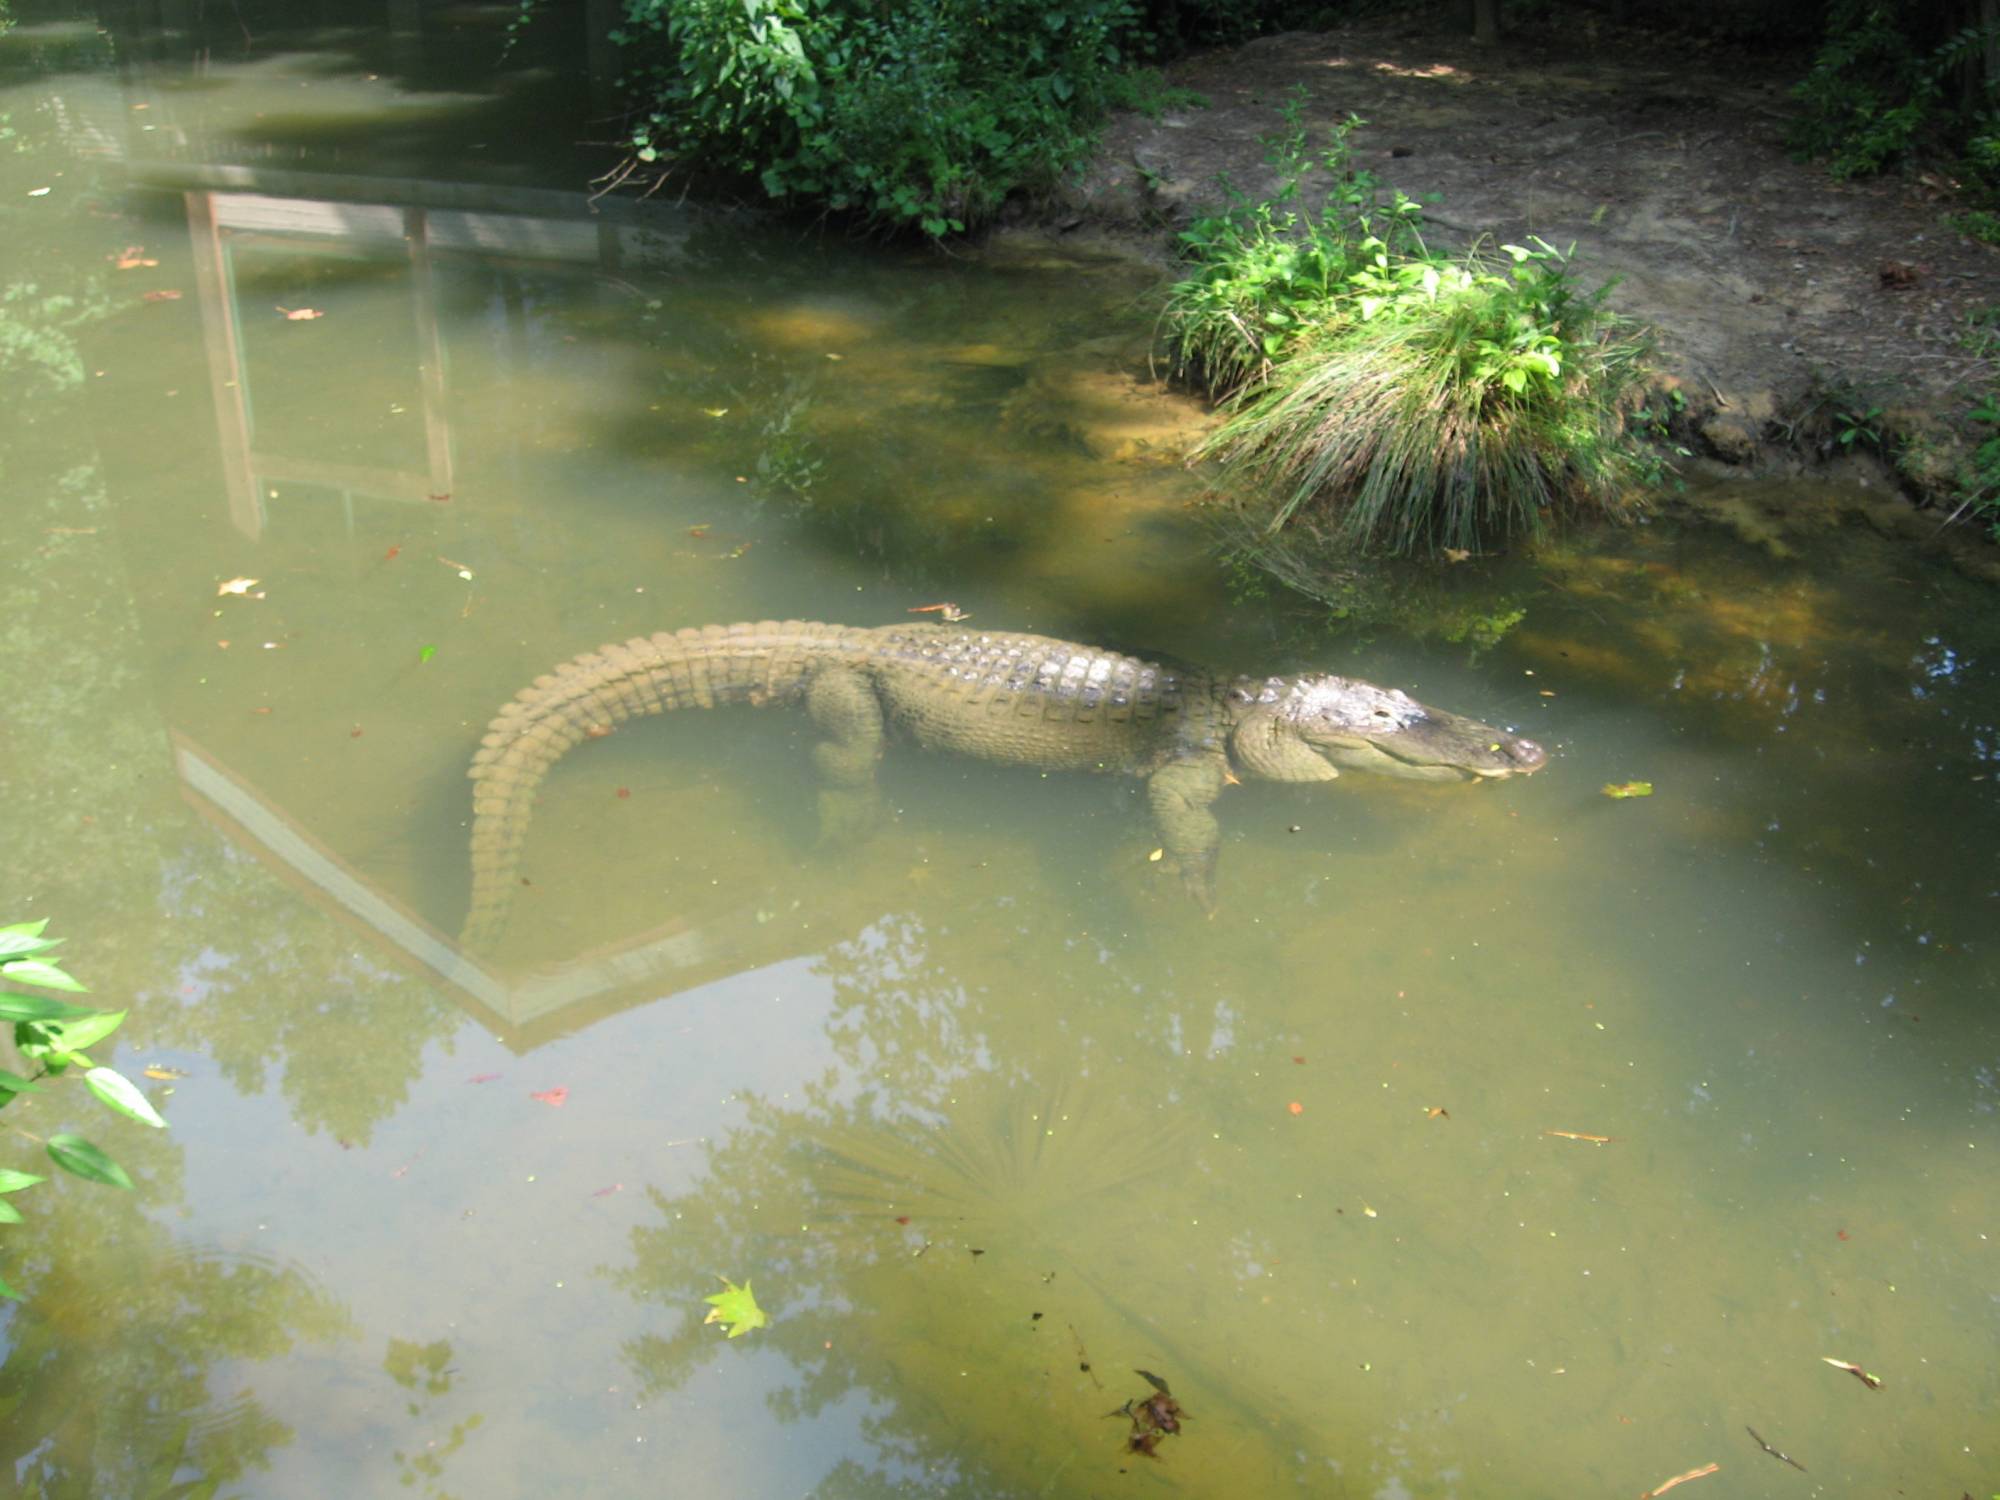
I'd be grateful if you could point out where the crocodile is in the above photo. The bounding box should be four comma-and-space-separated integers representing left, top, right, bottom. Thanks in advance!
463, 620, 1547, 944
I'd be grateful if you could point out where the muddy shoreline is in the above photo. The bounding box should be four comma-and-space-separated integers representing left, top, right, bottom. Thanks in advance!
1001, 17, 2000, 579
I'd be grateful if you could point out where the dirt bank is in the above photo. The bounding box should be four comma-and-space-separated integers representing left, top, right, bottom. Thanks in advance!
1023, 16, 2000, 568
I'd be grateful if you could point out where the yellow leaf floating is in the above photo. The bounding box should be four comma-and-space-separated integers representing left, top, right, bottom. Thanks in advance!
1601, 781, 1654, 799
703, 1276, 767, 1338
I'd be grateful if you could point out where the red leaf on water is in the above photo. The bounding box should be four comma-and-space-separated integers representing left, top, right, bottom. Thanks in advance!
591, 1183, 624, 1198
530, 1087, 569, 1107
615, 787, 631, 799
467, 1073, 501, 1084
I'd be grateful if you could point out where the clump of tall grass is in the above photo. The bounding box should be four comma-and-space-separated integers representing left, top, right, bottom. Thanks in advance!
1161, 100, 1651, 559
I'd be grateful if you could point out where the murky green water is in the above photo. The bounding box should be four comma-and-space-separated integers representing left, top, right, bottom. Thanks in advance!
4, 9, 1998, 1498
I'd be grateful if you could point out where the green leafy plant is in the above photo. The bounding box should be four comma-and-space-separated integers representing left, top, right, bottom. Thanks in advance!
1835, 401, 1886, 450
1161, 98, 1422, 396
614, 0, 1144, 236
1788, 1, 2000, 193
1, 919, 166, 1300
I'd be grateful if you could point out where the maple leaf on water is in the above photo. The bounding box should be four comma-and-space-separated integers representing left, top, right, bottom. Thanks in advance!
702, 1276, 767, 1338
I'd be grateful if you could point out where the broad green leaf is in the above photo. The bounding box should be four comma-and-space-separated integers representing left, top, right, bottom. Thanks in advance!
0, 992, 97, 1024
46, 1133, 133, 1189
702, 1276, 767, 1338
0, 1200, 20, 1224
0, 921, 58, 960
0, 1170, 45, 1193
0, 1068, 43, 1095
47, 1009, 126, 1052
1, 959, 87, 993
85, 1068, 168, 1129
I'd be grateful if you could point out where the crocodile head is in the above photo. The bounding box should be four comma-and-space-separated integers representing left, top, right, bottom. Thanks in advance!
1228, 674, 1548, 784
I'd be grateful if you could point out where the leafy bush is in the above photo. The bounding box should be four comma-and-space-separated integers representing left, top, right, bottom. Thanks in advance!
1163, 101, 1648, 558
616, 0, 1145, 235
1161, 104, 1421, 395
1, 919, 167, 1301
1788, 2, 2000, 192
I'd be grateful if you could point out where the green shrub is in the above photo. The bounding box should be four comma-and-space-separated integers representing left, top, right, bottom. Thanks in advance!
1163, 101, 1647, 559
615, 0, 1145, 236
1204, 238, 1646, 556
1160, 102, 1418, 395
1788, 2, 2000, 186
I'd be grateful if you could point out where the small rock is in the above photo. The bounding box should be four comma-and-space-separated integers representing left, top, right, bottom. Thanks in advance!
1698, 414, 1761, 465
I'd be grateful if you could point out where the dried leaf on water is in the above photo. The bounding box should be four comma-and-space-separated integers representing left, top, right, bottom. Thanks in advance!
1820, 1357, 1883, 1389
276, 306, 326, 320
1639, 1461, 1718, 1498
529, 1086, 569, 1108
1544, 1129, 1614, 1144
1602, 782, 1654, 799
216, 577, 261, 597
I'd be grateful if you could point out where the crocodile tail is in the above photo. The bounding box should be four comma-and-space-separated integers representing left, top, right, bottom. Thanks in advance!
462, 620, 859, 948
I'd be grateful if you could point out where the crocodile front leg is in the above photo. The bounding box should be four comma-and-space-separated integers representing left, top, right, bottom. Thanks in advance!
1147, 752, 1231, 911
807, 666, 886, 845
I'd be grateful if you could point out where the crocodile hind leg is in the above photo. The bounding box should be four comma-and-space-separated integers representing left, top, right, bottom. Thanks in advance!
1147, 753, 1230, 911
806, 667, 885, 845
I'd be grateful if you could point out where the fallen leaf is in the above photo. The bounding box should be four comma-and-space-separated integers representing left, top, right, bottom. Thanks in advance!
142, 1065, 189, 1080
1426, 1106, 1449, 1119
1601, 781, 1654, 799
426, 492, 452, 503
141, 289, 182, 302
1639, 1461, 1718, 1498
615, 787, 631, 799
1820, 1357, 1883, 1389
703, 1276, 768, 1337
466, 1072, 501, 1084
1442, 547, 1473, 563
1544, 1128, 1614, 1143
1287, 1101, 1303, 1115
529, 1086, 569, 1107
216, 576, 261, 596
276, 306, 325, 320
1147, 849, 1164, 862
701, 407, 729, 417
250, 706, 273, 715
113, 247, 158, 269
383, 546, 400, 561
590, 1183, 625, 1198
